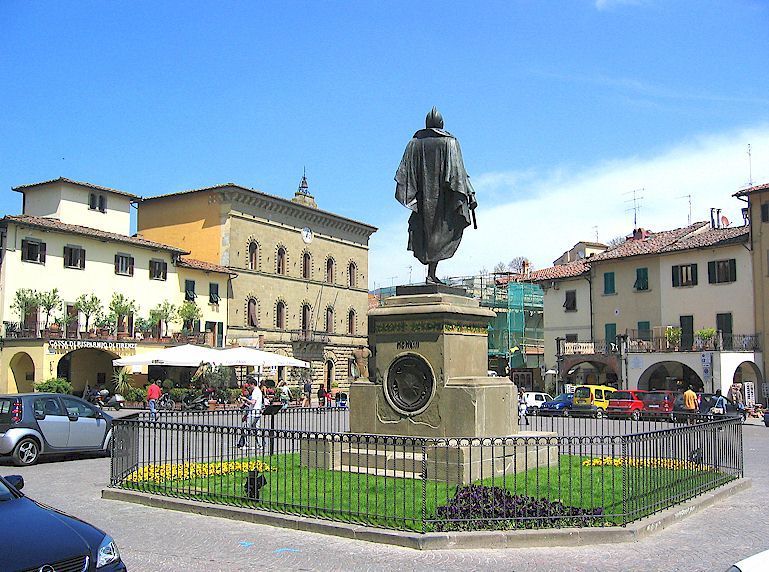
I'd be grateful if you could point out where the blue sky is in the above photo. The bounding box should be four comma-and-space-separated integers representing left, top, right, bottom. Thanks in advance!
2, 1, 768, 287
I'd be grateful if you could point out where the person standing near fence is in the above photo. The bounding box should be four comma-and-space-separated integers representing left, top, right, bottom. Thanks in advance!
147, 380, 161, 421
302, 379, 312, 407
238, 381, 264, 450
683, 384, 698, 424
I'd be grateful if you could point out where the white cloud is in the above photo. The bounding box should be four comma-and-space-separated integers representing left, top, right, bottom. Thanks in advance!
369, 125, 769, 288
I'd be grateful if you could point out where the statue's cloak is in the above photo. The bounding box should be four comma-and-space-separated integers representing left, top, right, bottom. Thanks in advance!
395, 128, 475, 265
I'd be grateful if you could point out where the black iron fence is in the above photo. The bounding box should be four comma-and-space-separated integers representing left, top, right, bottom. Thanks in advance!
109, 412, 742, 533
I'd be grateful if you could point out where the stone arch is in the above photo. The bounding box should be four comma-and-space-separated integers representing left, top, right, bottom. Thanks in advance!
324, 357, 335, 390
275, 244, 288, 275
56, 347, 120, 395
244, 296, 259, 328
731, 360, 764, 405
246, 238, 261, 271
637, 360, 704, 392
9, 351, 35, 393
562, 359, 618, 388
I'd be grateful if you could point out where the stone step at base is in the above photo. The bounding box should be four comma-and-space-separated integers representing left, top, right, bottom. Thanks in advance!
339, 464, 424, 480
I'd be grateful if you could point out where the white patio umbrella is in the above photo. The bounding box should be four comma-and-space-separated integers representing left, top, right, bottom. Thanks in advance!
112, 344, 222, 367
212, 346, 310, 369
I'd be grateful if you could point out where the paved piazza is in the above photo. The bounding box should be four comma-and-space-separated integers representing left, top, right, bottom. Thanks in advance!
3, 419, 768, 572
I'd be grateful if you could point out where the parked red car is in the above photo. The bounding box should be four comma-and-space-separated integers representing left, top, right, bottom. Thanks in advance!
606, 390, 647, 420
640, 390, 678, 420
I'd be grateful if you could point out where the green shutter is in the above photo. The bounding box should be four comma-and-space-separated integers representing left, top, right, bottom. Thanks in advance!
691, 263, 698, 285
605, 323, 617, 345
638, 321, 651, 341
729, 259, 737, 282
672, 266, 680, 287
604, 272, 615, 294
708, 261, 716, 283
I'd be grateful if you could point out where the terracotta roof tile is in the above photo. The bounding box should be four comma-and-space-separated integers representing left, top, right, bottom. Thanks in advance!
178, 257, 234, 275
658, 226, 748, 253
733, 181, 769, 197
589, 222, 711, 262
12, 177, 141, 200
528, 260, 589, 282
2, 215, 188, 253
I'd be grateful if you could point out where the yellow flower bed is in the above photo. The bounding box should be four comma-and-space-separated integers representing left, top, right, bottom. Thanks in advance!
581, 456, 712, 471
126, 459, 277, 484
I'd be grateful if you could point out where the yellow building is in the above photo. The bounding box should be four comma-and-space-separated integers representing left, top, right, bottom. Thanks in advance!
0, 178, 233, 395
137, 176, 377, 391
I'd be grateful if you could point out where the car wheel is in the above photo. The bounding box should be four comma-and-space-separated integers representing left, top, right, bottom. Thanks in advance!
631, 410, 641, 421
595, 410, 604, 419
13, 438, 40, 466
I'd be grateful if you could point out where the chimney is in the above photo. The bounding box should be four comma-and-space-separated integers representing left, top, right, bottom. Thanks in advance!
710, 208, 716, 229
521, 259, 530, 276
716, 209, 722, 228
742, 207, 749, 226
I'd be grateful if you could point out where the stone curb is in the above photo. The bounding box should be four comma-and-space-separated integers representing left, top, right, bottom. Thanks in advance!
101, 478, 751, 550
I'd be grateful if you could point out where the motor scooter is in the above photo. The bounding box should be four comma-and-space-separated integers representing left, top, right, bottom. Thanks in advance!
181, 393, 208, 411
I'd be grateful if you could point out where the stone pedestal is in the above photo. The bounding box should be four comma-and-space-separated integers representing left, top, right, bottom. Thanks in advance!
350, 287, 518, 438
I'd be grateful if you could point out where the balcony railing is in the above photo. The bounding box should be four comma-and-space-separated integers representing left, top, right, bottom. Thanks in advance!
562, 339, 620, 355
290, 329, 331, 343
626, 330, 761, 353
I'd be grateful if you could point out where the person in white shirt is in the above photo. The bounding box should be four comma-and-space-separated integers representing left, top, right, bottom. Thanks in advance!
238, 381, 264, 449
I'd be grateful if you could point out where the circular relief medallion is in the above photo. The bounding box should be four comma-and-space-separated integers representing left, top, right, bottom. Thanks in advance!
301, 227, 314, 244
385, 354, 434, 415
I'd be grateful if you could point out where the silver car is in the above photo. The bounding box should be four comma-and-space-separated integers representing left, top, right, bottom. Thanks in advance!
0, 393, 113, 466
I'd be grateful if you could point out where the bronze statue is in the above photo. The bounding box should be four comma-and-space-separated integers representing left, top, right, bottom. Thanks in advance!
395, 107, 477, 284
352, 345, 372, 379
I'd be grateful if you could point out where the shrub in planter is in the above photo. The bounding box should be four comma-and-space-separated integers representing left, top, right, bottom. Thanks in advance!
36, 377, 73, 394
162, 379, 174, 392
125, 387, 146, 404
434, 485, 604, 532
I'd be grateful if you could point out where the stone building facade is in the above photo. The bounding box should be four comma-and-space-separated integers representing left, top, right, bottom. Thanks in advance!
137, 177, 377, 390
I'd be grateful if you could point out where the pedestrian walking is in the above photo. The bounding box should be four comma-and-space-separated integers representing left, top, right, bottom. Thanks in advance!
683, 384, 698, 424
238, 381, 264, 450
302, 379, 312, 407
147, 380, 161, 421
518, 393, 528, 426
317, 385, 326, 410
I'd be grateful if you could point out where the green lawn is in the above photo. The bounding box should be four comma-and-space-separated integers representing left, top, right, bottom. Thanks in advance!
120, 453, 730, 532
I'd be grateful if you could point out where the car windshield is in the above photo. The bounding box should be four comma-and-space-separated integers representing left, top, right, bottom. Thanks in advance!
552, 394, 572, 403
642, 392, 669, 403
611, 391, 633, 401
574, 387, 590, 398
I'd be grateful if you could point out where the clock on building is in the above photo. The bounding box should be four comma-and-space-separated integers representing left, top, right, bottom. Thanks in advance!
301, 227, 314, 244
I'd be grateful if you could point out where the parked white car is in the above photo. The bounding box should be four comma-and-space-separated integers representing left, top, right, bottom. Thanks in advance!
523, 392, 554, 414
728, 548, 769, 571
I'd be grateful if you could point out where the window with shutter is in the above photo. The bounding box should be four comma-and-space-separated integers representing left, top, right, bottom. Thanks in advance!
21, 239, 45, 264
710, 259, 737, 284
89, 193, 97, 210
209, 283, 220, 304
637, 321, 651, 341
185, 280, 196, 301
762, 203, 769, 223
634, 267, 649, 291
563, 290, 577, 311
98, 195, 106, 213
672, 264, 697, 287
149, 260, 167, 280
603, 272, 615, 294
115, 254, 132, 276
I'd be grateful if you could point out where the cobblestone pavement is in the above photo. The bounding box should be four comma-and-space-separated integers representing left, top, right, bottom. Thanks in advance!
3, 419, 767, 572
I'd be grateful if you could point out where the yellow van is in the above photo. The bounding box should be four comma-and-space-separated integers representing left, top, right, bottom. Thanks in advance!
571, 385, 616, 418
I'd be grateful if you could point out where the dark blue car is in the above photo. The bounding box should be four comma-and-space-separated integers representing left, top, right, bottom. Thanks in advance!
0, 474, 125, 571
538, 393, 574, 416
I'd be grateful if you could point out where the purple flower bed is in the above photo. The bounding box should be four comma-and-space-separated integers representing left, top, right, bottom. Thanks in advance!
434, 484, 605, 531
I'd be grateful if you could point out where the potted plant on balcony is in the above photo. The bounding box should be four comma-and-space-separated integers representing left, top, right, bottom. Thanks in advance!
53, 310, 76, 340
11, 288, 40, 337
695, 327, 717, 350
178, 301, 202, 342
95, 314, 113, 338
74, 293, 103, 339
150, 300, 177, 342
109, 293, 138, 339
38, 289, 62, 336
666, 327, 682, 351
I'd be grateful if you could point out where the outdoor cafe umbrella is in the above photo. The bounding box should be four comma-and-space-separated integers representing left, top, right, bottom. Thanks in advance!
112, 344, 222, 367
211, 346, 310, 369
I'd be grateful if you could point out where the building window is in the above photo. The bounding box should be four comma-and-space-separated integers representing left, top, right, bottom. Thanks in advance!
326, 258, 335, 284
276, 247, 286, 275
63, 246, 85, 269
248, 242, 258, 270
247, 298, 258, 327
302, 251, 311, 280
708, 259, 736, 284
301, 304, 311, 333
98, 195, 106, 213
565, 334, 578, 343
563, 290, 577, 312
325, 307, 334, 334
762, 203, 769, 223
276, 301, 286, 330
89, 193, 97, 210
637, 321, 651, 341
185, 279, 196, 300
634, 267, 649, 291
209, 283, 220, 305
603, 272, 615, 295
21, 239, 46, 264
149, 260, 167, 280
348, 262, 357, 288
605, 323, 617, 345
114, 253, 134, 276
347, 309, 356, 335
672, 264, 698, 287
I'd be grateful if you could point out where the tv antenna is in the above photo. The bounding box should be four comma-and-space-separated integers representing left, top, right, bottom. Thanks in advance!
677, 194, 692, 225
624, 188, 644, 226
748, 144, 754, 187
592, 226, 598, 242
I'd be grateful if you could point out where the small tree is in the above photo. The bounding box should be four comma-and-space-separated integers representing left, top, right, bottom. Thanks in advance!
54, 306, 77, 333
178, 301, 202, 331
38, 288, 62, 329
11, 288, 39, 324
108, 293, 138, 335
150, 300, 177, 337
74, 293, 103, 334
111, 367, 132, 395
